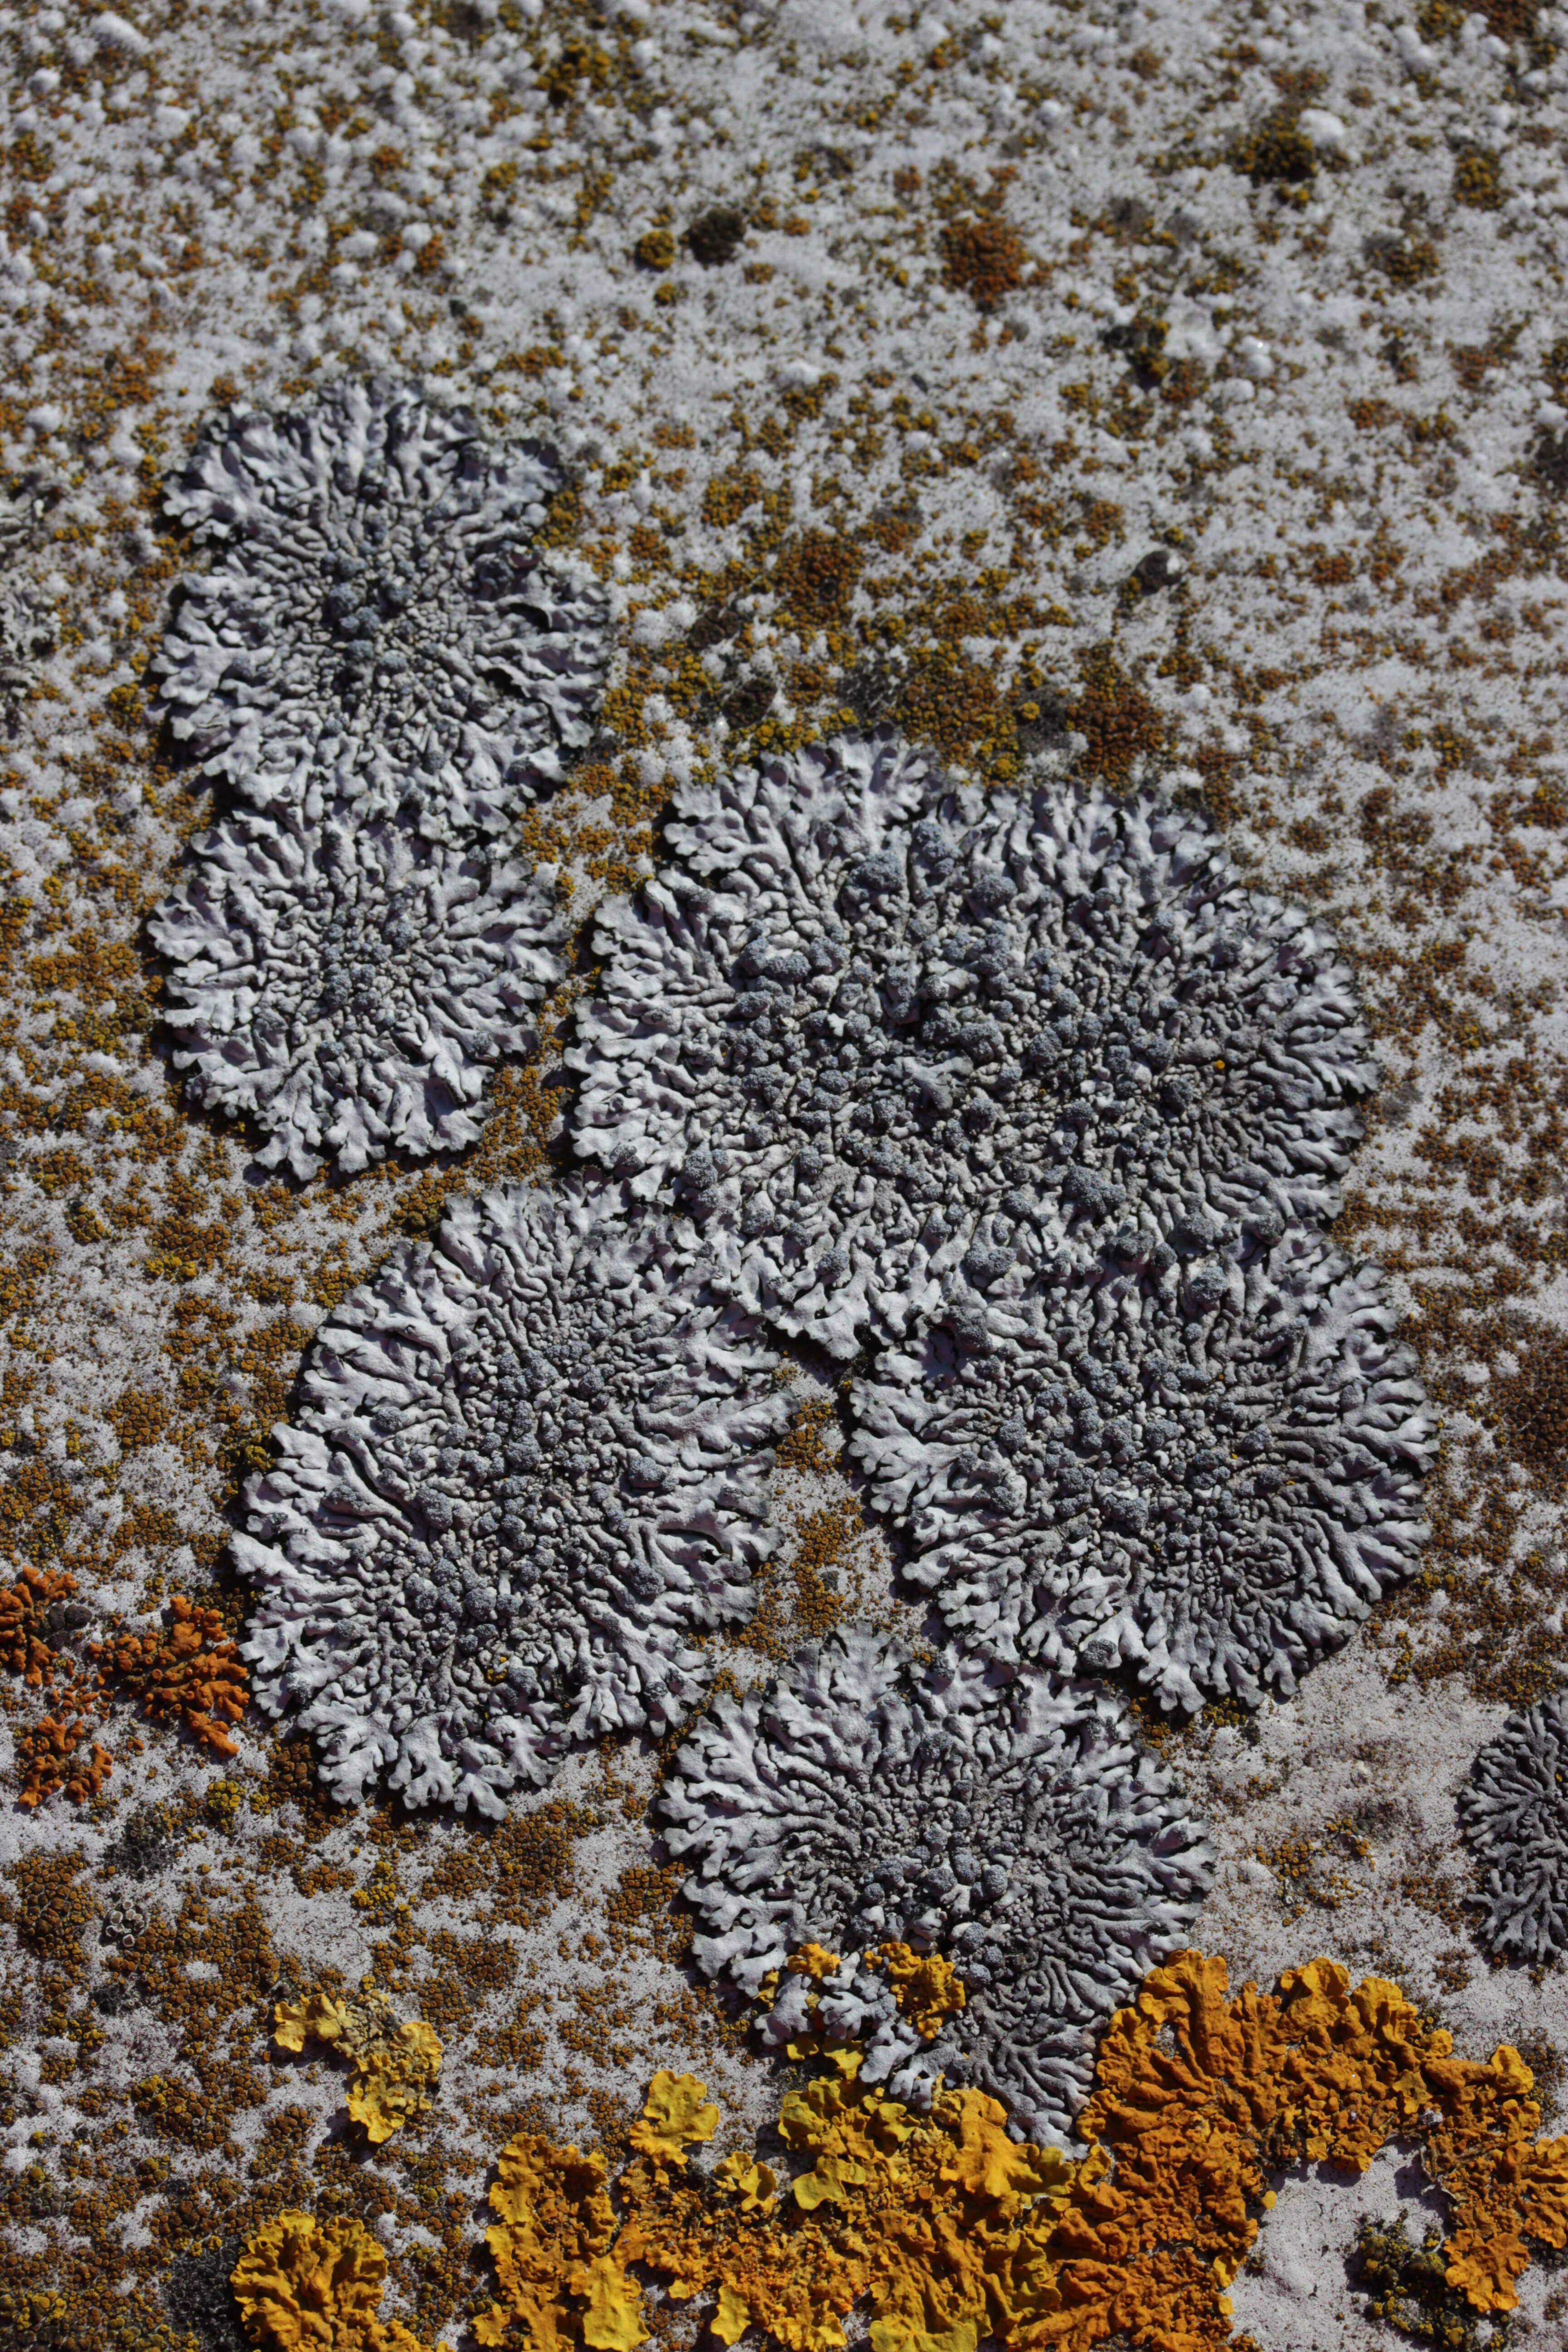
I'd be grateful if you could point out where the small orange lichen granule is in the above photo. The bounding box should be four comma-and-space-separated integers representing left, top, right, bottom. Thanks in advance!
15, 1713, 111, 1808
92, 1592, 247, 1756
231, 2210, 429, 2351
0, 1566, 80, 1687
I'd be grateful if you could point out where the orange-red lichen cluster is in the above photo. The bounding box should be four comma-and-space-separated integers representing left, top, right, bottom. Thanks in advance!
15, 1712, 111, 1808
0, 1565, 78, 1687
92, 1592, 248, 1756
460, 1952, 1568, 2352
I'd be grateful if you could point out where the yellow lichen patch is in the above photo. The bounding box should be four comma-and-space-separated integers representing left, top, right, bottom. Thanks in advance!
272, 1988, 441, 2145
231, 2210, 429, 2351
471, 2130, 642, 2351
873, 1944, 967, 2039
627, 2070, 720, 2166
471, 1955, 1568, 2352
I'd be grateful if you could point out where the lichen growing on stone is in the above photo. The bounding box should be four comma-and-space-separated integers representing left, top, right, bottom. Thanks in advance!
852, 1228, 1437, 1713
464, 1955, 1568, 2352
156, 378, 607, 836
659, 1622, 1212, 2143
231, 2210, 428, 2352
234, 1178, 789, 1815
570, 736, 1377, 1358
273, 1987, 442, 2143
1458, 1689, 1568, 1963
151, 802, 569, 1176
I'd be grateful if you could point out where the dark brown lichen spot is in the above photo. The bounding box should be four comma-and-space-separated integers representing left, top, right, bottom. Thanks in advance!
685, 206, 746, 266
940, 215, 1027, 309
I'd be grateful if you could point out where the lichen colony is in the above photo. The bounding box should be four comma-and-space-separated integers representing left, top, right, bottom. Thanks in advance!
151, 805, 570, 1178
660, 1623, 1213, 2143
1458, 1691, 1568, 1966
154, 377, 607, 833
235, 1179, 789, 1815
571, 735, 1379, 1359
852, 1229, 1438, 1712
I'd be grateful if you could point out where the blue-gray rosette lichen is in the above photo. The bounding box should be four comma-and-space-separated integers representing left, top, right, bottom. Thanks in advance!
569, 734, 1378, 1358
155, 377, 606, 836
1458, 1691, 1568, 1963
659, 1621, 1213, 2144
149, 805, 569, 1177
852, 1229, 1438, 1714
232, 1179, 790, 1815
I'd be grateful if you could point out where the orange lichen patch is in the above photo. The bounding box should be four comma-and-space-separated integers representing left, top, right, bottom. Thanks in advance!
774, 529, 862, 624
471, 2129, 640, 2351
1048, 1951, 1568, 2340
0, 1565, 78, 1686
231, 2210, 429, 2351
273, 1989, 442, 2145
91, 1592, 247, 1755
15, 1712, 111, 1807
469, 1955, 1568, 2352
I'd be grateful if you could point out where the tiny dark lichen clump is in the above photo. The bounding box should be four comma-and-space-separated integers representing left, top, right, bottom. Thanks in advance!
1458, 1689, 1568, 1962
234, 1178, 789, 1815
661, 1621, 1212, 2145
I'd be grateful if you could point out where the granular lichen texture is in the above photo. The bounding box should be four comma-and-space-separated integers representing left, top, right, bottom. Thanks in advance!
1458, 1690, 1568, 1963
151, 802, 569, 1176
570, 737, 1378, 1360
234, 1177, 789, 1813
454, 1953, 1568, 2352
155, 378, 608, 836
852, 1227, 1438, 1713
659, 1621, 1213, 2143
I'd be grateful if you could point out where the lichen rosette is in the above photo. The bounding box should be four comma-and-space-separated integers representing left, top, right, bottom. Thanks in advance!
150, 802, 569, 1177
853, 1227, 1438, 1715
155, 378, 606, 836
570, 733, 1378, 1359
1458, 1690, 1568, 1963
659, 1622, 1213, 2144
233, 1179, 790, 1814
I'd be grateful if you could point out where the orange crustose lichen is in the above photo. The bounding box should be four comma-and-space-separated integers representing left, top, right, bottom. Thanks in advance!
463, 1952, 1568, 2352
15, 1712, 112, 1808
92, 1591, 248, 1756
0, 1565, 80, 1688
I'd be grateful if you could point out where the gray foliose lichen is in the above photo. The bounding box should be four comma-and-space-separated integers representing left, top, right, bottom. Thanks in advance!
1457, 1690, 1568, 1963
149, 803, 569, 1177
659, 1621, 1213, 2146
851, 1227, 1438, 1714
154, 377, 607, 836
569, 733, 1378, 1359
232, 1177, 790, 1815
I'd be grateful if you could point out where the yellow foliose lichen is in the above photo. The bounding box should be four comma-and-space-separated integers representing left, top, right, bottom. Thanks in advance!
231, 2211, 428, 2351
